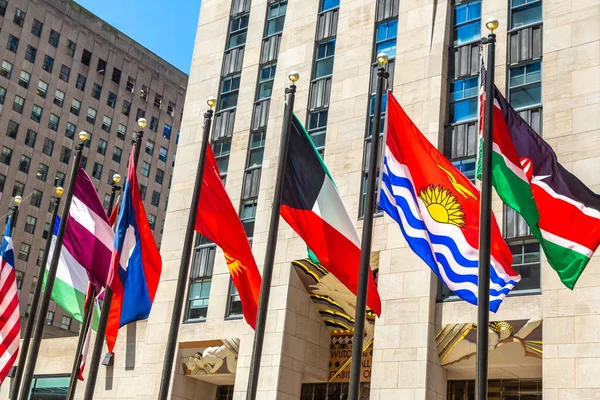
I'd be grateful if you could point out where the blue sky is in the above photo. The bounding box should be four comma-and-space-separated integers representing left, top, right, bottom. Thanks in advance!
74, 0, 201, 74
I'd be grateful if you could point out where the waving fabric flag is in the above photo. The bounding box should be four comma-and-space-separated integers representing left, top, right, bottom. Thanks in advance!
106, 150, 162, 352
280, 116, 382, 316
195, 142, 261, 328
379, 92, 519, 311
0, 219, 19, 383
480, 87, 600, 288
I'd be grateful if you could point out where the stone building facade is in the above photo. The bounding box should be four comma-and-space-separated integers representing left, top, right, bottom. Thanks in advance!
6, 0, 600, 399
0, 0, 187, 337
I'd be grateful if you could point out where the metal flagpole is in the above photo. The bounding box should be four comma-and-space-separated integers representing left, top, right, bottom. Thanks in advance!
65, 173, 122, 400
18, 131, 91, 400
476, 17, 498, 400
245, 71, 299, 400
9, 195, 60, 400
157, 98, 216, 400
83, 118, 146, 400
347, 53, 389, 400
9, 197, 21, 236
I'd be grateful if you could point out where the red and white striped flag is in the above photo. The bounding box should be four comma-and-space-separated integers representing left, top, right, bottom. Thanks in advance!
0, 218, 21, 383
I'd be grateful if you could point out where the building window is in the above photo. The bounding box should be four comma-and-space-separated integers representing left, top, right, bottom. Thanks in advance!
258, 64, 276, 99
266, 1, 287, 36
97, 139, 107, 156
154, 94, 163, 108
12, 181, 24, 197
60, 64, 71, 82
240, 199, 258, 237
511, 0, 542, 29
31, 275, 38, 291
117, 124, 126, 140
24, 215, 37, 234
42, 138, 54, 156
136, 108, 146, 121
92, 162, 103, 180
92, 83, 102, 100
450, 76, 478, 123
0, 146, 12, 165
112, 147, 122, 163
37, 248, 45, 264
87, 107, 97, 124
453, 1, 482, 46
48, 114, 60, 131
140, 184, 147, 200
60, 316, 72, 330
228, 13, 249, 49
76, 74, 87, 91
19, 155, 31, 173
81, 49, 92, 66
0, 0, 6, 16
102, 116, 112, 133
146, 140, 155, 156
31, 189, 43, 208
163, 123, 172, 139
42, 55, 54, 73
15, 271, 24, 290
37, 164, 48, 182
448, 379, 541, 398
107, 92, 117, 109
0, 173, 5, 192
66, 40, 76, 57
55, 172, 66, 187
214, 138, 232, 179
167, 101, 175, 117
25, 129, 37, 148
19, 71, 31, 88
159, 147, 168, 162
452, 157, 476, 184
54, 90, 65, 107
122, 100, 131, 116
219, 74, 241, 110
71, 99, 81, 116
307, 110, 328, 155
13, 95, 24, 114
7, 34, 19, 53
30, 105, 41, 124
508, 61, 541, 110
151, 191, 161, 207
97, 58, 107, 74
126, 76, 136, 92
25, 45, 37, 63
46, 311, 54, 325
155, 168, 164, 184
150, 116, 159, 132
148, 214, 156, 230
112, 67, 121, 84
186, 240, 216, 322
13, 8, 25, 26
59, 146, 71, 164
48, 29, 60, 47
137, 162, 150, 179
103, 193, 111, 210
226, 281, 242, 318
32, 19, 44, 37
1, 60, 13, 78
65, 123, 76, 139
375, 19, 398, 59
18, 243, 30, 261
247, 131, 266, 167
216, 386, 234, 400
7, 120, 19, 138
0, 86, 6, 104
140, 85, 149, 101
37, 80, 49, 98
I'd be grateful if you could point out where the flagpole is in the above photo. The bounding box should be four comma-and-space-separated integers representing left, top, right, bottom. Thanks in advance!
65, 174, 121, 400
17, 131, 91, 400
83, 118, 146, 400
9, 195, 60, 400
157, 98, 216, 400
476, 18, 498, 400
9, 197, 21, 237
347, 53, 389, 400
246, 72, 299, 400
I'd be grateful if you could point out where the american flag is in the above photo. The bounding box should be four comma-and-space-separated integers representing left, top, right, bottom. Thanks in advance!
0, 218, 20, 383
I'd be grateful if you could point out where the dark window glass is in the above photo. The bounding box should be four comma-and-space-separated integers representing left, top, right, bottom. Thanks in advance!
107, 91, 117, 108
25, 130, 37, 148
7, 34, 19, 53
60, 64, 71, 82
25, 45, 37, 63
97, 58, 107, 74
48, 29, 60, 47
42, 55, 54, 73
315, 40, 335, 78
228, 14, 249, 49
122, 100, 131, 116
81, 49, 92, 66
219, 74, 241, 110
42, 138, 54, 156
511, 0, 542, 29
92, 83, 102, 100
7, 120, 19, 138
509, 61, 542, 110
13, 8, 25, 26
31, 19, 44, 37
112, 67, 121, 84
66, 40, 76, 57
266, 1, 287, 36
258, 64, 276, 99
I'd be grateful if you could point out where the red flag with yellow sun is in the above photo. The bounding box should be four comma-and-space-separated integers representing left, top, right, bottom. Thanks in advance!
194, 141, 261, 329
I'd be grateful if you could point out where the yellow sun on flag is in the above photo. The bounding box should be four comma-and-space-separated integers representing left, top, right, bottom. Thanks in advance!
419, 185, 465, 227
224, 253, 245, 277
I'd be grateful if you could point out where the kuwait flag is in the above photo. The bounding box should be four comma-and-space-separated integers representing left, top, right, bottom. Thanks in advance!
480, 87, 600, 288
280, 116, 381, 316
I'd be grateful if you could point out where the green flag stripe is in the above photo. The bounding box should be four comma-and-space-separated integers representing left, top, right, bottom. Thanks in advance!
541, 240, 590, 290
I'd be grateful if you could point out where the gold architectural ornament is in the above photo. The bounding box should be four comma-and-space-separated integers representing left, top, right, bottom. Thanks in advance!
490, 320, 515, 337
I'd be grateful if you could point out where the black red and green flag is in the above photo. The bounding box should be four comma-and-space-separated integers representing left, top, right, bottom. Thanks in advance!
281, 116, 382, 316
478, 87, 600, 288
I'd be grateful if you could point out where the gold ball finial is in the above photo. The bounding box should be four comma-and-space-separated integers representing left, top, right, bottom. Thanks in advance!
14, 196, 22, 205
377, 52, 389, 66
207, 97, 217, 108
486, 18, 499, 33
137, 118, 148, 129
288, 71, 300, 83
78, 131, 90, 142
55, 187, 65, 197
112, 173, 122, 184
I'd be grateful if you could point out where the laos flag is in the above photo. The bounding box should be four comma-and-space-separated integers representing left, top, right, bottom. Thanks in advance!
379, 92, 519, 312
106, 149, 162, 352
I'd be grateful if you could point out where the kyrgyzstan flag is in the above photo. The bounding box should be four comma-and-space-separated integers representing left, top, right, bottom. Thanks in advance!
195, 140, 262, 329
281, 116, 382, 316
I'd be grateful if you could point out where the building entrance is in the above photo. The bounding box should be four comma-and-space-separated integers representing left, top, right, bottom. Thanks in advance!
301, 382, 370, 400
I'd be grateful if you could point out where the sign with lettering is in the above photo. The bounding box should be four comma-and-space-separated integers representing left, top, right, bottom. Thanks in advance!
328, 339, 372, 383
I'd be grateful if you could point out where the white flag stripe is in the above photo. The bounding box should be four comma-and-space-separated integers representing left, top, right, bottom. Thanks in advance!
70, 196, 114, 250
48, 237, 90, 294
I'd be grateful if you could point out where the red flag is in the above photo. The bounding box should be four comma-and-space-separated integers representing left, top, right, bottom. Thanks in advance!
107, 196, 120, 227
195, 144, 261, 329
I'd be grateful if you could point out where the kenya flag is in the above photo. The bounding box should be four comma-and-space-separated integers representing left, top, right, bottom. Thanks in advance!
280, 116, 381, 316
481, 87, 600, 288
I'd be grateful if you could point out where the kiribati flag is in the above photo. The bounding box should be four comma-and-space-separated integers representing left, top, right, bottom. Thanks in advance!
106, 149, 162, 352
379, 92, 519, 311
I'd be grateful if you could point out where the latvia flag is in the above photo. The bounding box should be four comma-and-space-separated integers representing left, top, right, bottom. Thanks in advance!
280, 116, 381, 316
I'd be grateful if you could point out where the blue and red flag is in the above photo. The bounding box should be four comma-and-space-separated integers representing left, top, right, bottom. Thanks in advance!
379, 92, 519, 312
106, 150, 162, 352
